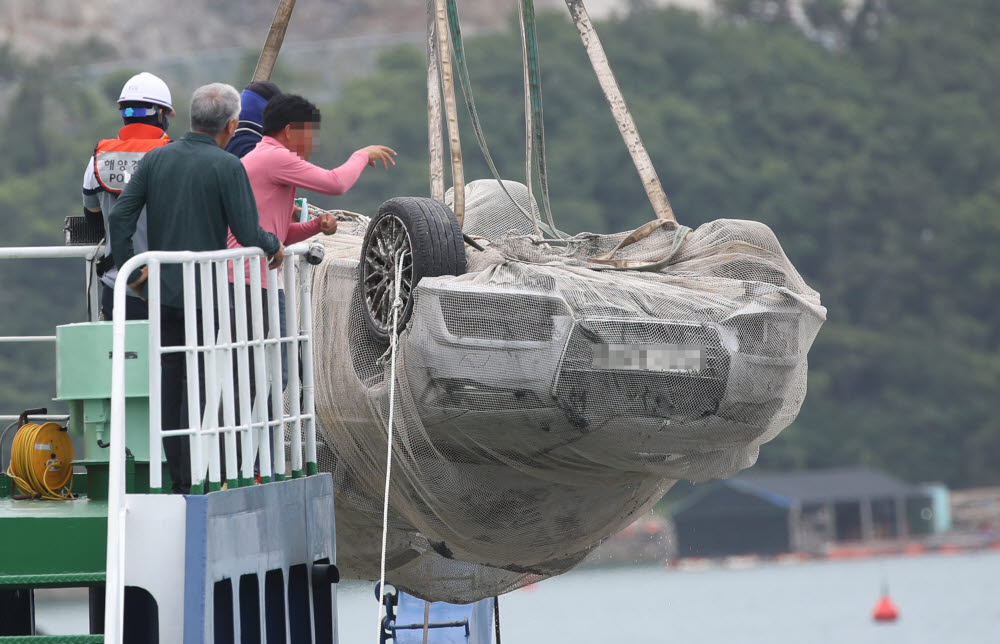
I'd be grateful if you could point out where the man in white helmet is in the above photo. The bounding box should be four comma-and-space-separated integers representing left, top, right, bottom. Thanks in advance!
82, 71, 175, 320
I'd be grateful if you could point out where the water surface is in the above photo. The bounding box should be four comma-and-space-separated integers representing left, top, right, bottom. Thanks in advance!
36, 551, 1000, 643
339, 552, 1000, 643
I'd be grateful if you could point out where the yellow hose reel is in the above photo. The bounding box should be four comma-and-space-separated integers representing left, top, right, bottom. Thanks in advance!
6, 422, 74, 500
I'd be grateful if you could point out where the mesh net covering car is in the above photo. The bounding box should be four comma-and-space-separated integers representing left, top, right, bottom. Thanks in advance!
308, 180, 826, 603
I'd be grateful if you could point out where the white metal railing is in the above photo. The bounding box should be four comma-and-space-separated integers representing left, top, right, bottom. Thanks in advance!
0, 244, 103, 323
0, 245, 102, 468
105, 242, 320, 642
0, 245, 101, 260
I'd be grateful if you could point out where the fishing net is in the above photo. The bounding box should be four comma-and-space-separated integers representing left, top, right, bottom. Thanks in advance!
445, 179, 540, 239
309, 181, 825, 603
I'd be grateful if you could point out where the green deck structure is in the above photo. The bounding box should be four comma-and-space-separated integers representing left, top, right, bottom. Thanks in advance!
0, 322, 152, 640
0, 496, 107, 585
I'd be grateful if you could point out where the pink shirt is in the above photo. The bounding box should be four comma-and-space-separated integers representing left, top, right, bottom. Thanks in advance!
228, 136, 369, 286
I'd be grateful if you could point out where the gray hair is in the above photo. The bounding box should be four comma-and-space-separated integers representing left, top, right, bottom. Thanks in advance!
189, 83, 241, 136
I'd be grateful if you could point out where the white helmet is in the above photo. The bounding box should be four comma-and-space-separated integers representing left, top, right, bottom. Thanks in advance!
118, 72, 174, 115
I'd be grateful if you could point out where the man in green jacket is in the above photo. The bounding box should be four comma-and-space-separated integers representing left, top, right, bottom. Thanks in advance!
109, 82, 283, 494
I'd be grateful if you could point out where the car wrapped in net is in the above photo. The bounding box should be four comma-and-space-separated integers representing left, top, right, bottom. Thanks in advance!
308, 180, 826, 602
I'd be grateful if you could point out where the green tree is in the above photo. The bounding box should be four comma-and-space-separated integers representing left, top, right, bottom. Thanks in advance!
1, 0, 998, 488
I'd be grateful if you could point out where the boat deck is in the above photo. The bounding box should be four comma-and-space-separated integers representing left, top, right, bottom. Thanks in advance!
0, 494, 107, 586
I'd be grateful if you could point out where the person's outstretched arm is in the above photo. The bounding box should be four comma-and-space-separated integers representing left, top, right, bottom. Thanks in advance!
279, 145, 396, 244
274, 145, 396, 196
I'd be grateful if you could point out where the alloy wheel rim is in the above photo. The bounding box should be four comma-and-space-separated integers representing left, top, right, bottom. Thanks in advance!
363, 214, 413, 334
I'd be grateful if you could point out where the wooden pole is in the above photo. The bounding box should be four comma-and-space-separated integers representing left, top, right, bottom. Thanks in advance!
426, 0, 445, 202
433, 0, 465, 224
252, 0, 297, 82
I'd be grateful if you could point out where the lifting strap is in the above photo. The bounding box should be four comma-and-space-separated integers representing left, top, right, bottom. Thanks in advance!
587, 219, 691, 271
563, 0, 676, 222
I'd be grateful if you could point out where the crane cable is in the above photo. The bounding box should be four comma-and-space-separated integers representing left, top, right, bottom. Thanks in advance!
375, 257, 405, 643
441, 0, 563, 238
518, 0, 561, 237
518, 0, 540, 238
6, 422, 74, 500
434, 0, 676, 235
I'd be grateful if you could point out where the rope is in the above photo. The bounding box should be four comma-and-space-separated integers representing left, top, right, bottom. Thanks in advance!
587, 220, 691, 271
376, 256, 405, 643
6, 422, 74, 500
305, 204, 370, 226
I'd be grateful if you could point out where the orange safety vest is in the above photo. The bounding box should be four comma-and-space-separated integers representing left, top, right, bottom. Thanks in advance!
93, 123, 170, 194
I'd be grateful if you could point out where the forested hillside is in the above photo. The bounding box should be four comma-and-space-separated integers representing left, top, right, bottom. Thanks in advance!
1, 0, 997, 487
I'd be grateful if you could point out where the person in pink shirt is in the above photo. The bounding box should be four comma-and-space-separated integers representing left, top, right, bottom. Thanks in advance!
227, 93, 395, 441
229, 92, 396, 283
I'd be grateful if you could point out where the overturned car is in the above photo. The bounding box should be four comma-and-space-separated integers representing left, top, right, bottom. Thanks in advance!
309, 180, 826, 602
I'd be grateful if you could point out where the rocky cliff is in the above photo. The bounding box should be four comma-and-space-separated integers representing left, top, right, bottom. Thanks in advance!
0, 0, 708, 63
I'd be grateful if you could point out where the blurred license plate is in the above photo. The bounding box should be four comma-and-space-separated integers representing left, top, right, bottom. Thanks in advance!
592, 343, 704, 373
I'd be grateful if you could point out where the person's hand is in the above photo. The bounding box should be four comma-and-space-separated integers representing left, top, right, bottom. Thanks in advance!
268, 244, 285, 270
362, 145, 397, 169
128, 266, 148, 300
317, 213, 338, 235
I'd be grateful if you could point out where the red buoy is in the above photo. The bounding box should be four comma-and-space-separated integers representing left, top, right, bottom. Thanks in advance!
872, 594, 899, 622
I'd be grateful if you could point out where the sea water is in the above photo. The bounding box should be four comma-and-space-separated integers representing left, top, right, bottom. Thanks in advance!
35, 551, 1000, 643
339, 551, 1000, 644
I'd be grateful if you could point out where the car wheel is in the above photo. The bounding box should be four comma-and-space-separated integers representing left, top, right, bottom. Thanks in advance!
359, 197, 466, 345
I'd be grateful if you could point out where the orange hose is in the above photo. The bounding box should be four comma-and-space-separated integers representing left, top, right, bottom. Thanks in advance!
6, 422, 74, 500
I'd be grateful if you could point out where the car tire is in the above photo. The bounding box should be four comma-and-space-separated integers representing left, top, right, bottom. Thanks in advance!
359, 197, 466, 345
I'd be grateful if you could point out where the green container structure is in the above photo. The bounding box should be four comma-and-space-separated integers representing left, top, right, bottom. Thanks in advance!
55, 321, 159, 499
1, 321, 156, 605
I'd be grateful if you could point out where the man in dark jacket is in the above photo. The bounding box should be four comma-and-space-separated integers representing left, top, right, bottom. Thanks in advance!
109, 82, 283, 493
224, 80, 282, 158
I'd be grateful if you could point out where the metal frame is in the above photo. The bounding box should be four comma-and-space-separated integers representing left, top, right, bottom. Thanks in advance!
0, 245, 102, 472
105, 243, 318, 643
0, 245, 103, 323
